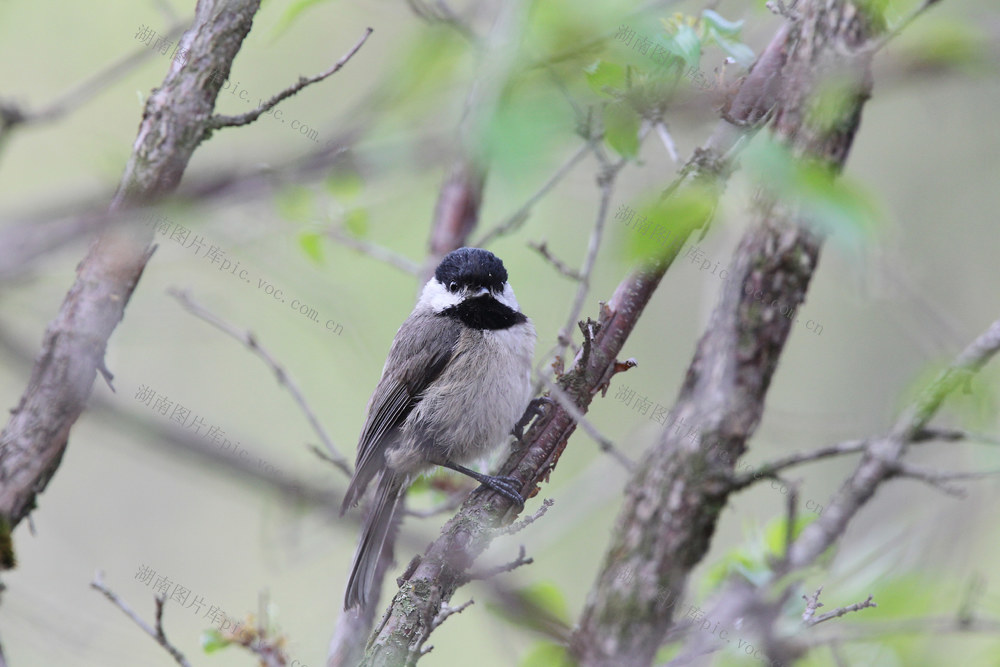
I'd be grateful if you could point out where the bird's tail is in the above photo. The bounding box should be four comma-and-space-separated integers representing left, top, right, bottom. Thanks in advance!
344, 472, 403, 610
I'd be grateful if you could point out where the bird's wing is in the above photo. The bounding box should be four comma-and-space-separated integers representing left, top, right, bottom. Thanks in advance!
353, 312, 460, 483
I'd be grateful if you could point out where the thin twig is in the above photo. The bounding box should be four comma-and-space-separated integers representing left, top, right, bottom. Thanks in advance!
891, 462, 1000, 498
540, 376, 634, 470
461, 546, 533, 583
501, 498, 554, 535
550, 123, 650, 366
803, 588, 877, 626
208, 27, 373, 131
430, 599, 474, 632
528, 241, 582, 281
0, 20, 188, 151
869, 0, 943, 54
804, 615, 1000, 649
326, 226, 420, 275
729, 439, 870, 488
91, 572, 192, 667
168, 288, 350, 476
802, 586, 824, 623
787, 317, 1000, 570
405, 0, 478, 44
475, 141, 592, 246
654, 121, 680, 163
415, 598, 475, 658
782, 481, 799, 561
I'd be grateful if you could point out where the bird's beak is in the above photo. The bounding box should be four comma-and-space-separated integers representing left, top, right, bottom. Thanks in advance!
474, 286, 490, 298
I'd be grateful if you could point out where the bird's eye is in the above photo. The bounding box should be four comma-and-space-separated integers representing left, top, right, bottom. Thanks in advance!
449, 282, 458, 293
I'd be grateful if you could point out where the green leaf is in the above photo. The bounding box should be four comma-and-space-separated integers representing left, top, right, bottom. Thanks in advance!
742, 137, 881, 248
622, 185, 717, 264
298, 230, 324, 264
897, 17, 991, 70
763, 514, 816, 557
385, 28, 467, 110
519, 581, 570, 623
808, 75, 863, 134
603, 101, 640, 158
711, 33, 756, 68
325, 170, 364, 202
408, 476, 431, 494
701, 514, 822, 595
664, 23, 701, 70
343, 208, 369, 237
584, 60, 627, 97
520, 642, 573, 667
270, 0, 332, 40
200, 629, 232, 653
274, 185, 314, 223
700, 9, 744, 36
899, 362, 999, 430
480, 84, 569, 174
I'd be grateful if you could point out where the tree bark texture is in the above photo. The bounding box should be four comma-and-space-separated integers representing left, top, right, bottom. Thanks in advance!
571, 2, 881, 665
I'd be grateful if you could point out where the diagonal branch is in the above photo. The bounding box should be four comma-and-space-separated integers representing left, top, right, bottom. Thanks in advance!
91, 572, 192, 667
168, 287, 350, 475
207, 27, 372, 132
787, 316, 1000, 569
0, 20, 188, 157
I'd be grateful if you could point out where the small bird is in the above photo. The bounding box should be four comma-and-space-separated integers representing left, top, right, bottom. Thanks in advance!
341, 247, 537, 610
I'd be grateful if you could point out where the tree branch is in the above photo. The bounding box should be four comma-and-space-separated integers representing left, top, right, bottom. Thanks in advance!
0, 0, 267, 561
207, 27, 373, 132
168, 287, 351, 476
0, 20, 188, 157
572, 2, 882, 663
91, 572, 192, 667
787, 316, 1000, 569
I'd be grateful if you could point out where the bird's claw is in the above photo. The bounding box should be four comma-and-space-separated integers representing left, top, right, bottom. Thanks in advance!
512, 397, 555, 443
477, 474, 525, 508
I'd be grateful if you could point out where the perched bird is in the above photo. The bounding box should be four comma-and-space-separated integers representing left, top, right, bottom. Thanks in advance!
341, 247, 536, 610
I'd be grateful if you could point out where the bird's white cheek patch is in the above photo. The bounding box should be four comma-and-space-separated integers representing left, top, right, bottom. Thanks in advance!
419, 279, 463, 313
494, 282, 521, 311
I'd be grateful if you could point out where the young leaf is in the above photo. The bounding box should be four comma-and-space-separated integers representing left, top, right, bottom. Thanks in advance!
700, 9, 745, 36
603, 101, 640, 158
325, 170, 364, 202
520, 642, 574, 667
622, 185, 717, 264
298, 230, 324, 264
584, 60, 628, 97
275, 185, 314, 223
200, 629, 232, 653
343, 208, 369, 237
710, 32, 756, 68
664, 23, 702, 70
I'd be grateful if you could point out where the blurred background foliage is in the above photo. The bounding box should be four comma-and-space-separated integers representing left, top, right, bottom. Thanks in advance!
1, 0, 999, 665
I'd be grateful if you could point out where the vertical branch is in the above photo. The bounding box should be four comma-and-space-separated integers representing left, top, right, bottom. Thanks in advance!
570, 2, 882, 665
0, 0, 264, 555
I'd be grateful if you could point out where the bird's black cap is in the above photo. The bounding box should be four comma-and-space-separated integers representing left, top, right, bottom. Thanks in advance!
434, 247, 508, 292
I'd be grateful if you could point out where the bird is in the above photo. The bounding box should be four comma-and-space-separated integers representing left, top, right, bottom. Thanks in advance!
341, 247, 537, 610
